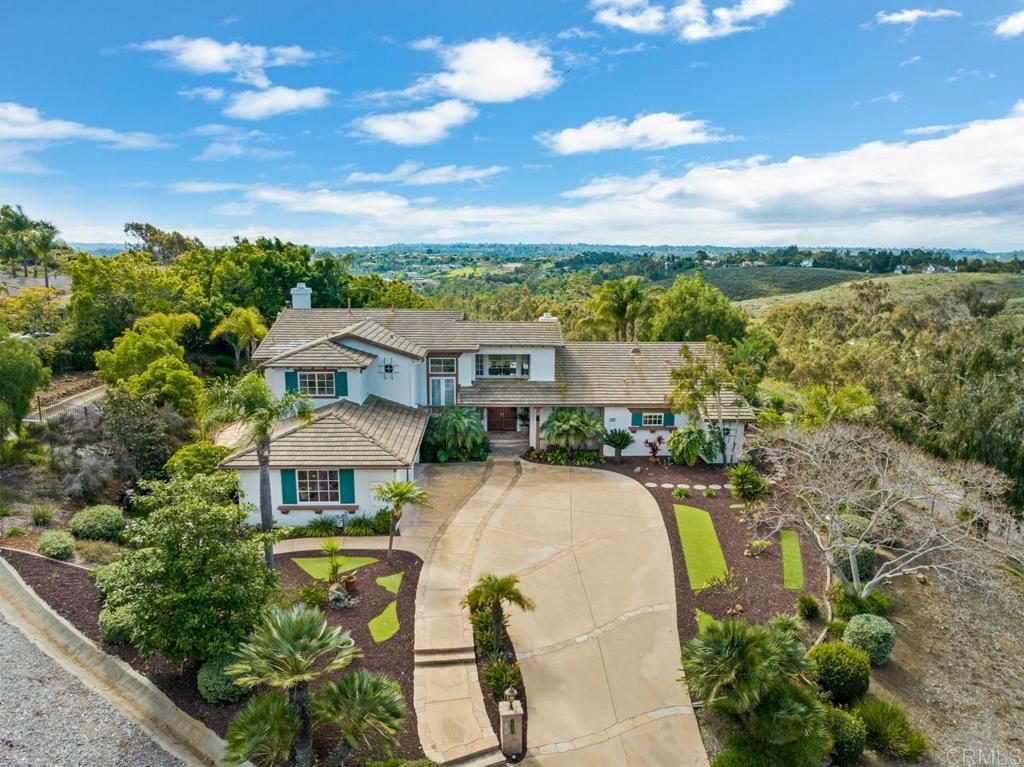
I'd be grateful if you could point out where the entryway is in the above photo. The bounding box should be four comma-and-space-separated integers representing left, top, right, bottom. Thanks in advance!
487, 407, 519, 431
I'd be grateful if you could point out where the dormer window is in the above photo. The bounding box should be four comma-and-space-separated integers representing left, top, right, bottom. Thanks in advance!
298, 371, 335, 397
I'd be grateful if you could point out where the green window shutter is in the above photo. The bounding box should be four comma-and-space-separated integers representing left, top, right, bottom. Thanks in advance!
280, 469, 297, 505
334, 370, 348, 397
631, 412, 643, 427
663, 412, 675, 427
339, 469, 355, 504
284, 371, 298, 393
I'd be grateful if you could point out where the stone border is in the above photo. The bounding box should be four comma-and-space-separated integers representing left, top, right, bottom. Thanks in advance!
0, 551, 230, 767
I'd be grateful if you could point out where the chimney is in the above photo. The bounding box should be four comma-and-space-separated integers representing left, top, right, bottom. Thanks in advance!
537, 312, 558, 323
290, 282, 312, 309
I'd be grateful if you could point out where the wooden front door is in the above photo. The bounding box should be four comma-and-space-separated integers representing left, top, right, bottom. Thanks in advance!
488, 407, 518, 431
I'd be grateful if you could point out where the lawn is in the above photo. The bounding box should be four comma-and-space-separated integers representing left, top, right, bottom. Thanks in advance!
368, 600, 400, 642
376, 571, 404, 594
780, 530, 804, 590
673, 504, 729, 591
292, 555, 378, 580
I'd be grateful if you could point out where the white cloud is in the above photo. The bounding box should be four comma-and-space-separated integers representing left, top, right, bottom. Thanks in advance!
900, 55, 922, 66
537, 112, 725, 154
171, 180, 247, 193
178, 86, 225, 102
345, 161, 506, 186
875, 8, 960, 26
945, 68, 996, 83
353, 100, 478, 145
589, 0, 791, 41
223, 86, 334, 119
133, 36, 314, 88
995, 9, 1024, 37
902, 122, 966, 135
215, 201, 257, 216
592, 0, 668, 33
557, 27, 601, 40
246, 186, 412, 218
189, 124, 291, 161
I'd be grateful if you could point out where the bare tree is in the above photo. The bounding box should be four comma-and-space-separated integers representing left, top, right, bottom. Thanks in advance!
750, 423, 1017, 597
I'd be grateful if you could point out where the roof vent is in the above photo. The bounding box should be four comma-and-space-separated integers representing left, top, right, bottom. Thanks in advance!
290, 282, 313, 309
630, 344, 642, 356
537, 312, 558, 323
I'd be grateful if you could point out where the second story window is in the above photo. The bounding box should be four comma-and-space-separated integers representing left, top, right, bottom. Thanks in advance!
475, 353, 530, 378
429, 357, 457, 375
297, 371, 335, 397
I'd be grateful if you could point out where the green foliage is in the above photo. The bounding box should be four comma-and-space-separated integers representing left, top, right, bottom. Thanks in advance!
580, 276, 648, 341
824, 705, 867, 767
98, 605, 134, 645
727, 462, 770, 504
672, 486, 692, 500
37, 530, 75, 560
422, 407, 487, 462
210, 306, 267, 366
76, 540, 122, 565
124, 356, 204, 418
30, 505, 54, 526
766, 613, 803, 640
795, 594, 820, 620
68, 504, 125, 542
808, 642, 871, 705
825, 620, 848, 640
540, 407, 604, 451
464, 573, 535, 656
602, 428, 634, 463
342, 517, 378, 536
312, 671, 407, 761
164, 441, 232, 479
302, 516, 343, 537
853, 697, 929, 760
6, 525, 24, 537
470, 608, 495, 652
842, 614, 896, 666
649, 273, 747, 344
835, 539, 876, 584
666, 423, 707, 466
480, 658, 522, 700
0, 332, 50, 438
93, 312, 198, 384
524, 447, 603, 466
703, 487, 717, 498
198, 654, 248, 704
830, 585, 894, 619
100, 389, 179, 479
838, 513, 870, 540
224, 692, 299, 767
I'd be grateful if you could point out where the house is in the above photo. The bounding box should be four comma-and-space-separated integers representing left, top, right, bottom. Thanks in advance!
220, 284, 754, 526
800, 258, 814, 268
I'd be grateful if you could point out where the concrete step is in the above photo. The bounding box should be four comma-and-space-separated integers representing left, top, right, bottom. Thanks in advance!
443, 744, 508, 767
414, 648, 478, 667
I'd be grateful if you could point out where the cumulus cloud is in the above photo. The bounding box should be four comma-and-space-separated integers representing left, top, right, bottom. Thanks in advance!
223, 86, 334, 119
178, 86, 225, 102
875, 8, 960, 26
345, 161, 506, 185
995, 10, 1024, 37
353, 100, 479, 145
590, 0, 791, 41
537, 112, 725, 154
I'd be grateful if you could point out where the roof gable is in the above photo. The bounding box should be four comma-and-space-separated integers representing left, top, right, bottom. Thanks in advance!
261, 336, 378, 368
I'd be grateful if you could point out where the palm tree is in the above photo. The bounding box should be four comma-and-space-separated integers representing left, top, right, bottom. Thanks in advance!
313, 671, 407, 765
0, 205, 33, 278
224, 692, 298, 767
211, 306, 269, 368
602, 428, 634, 464
540, 408, 604, 453
226, 605, 362, 767
372, 479, 430, 565
208, 372, 312, 569
462, 574, 535, 654
29, 220, 58, 288
431, 406, 485, 455
582, 277, 648, 341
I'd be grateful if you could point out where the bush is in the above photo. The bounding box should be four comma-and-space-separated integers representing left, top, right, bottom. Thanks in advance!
796, 594, 820, 620
826, 619, 848, 640
296, 583, 328, 609
372, 508, 393, 535
672, 487, 692, 500
422, 407, 488, 463
68, 504, 125, 542
712, 730, 827, 767
838, 513, 871, 540
6, 526, 24, 537
830, 584, 893, 619
836, 539, 876, 583
524, 447, 603, 466
303, 516, 342, 537
31, 505, 55, 527
825, 705, 867, 766
843, 614, 896, 666
37, 531, 75, 560
703, 487, 717, 498
76, 540, 122, 565
808, 642, 871, 705
853, 697, 928, 760
98, 605, 134, 645
342, 517, 378, 536
480, 657, 522, 700
164, 441, 233, 479
470, 607, 496, 651
767, 613, 803, 640
197, 654, 247, 704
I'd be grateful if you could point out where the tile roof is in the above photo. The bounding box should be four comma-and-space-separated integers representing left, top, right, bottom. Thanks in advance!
330, 319, 429, 359
261, 336, 378, 368
220, 395, 428, 469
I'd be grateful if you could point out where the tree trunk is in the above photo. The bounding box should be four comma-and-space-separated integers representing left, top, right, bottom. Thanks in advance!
615, 447, 623, 464
325, 740, 354, 767
289, 682, 313, 767
233, 343, 242, 368
491, 602, 504, 655
387, 505, 397, 565
715, 389, 727, 463
43, 258, 49, 289
257, 441, 275, 570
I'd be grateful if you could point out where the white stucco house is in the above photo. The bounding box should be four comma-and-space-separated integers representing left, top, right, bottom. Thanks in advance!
221, 284, 754, 526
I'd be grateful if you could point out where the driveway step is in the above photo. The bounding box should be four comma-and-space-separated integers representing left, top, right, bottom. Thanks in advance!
442, 744, 508, 766
414, 647, 477, 667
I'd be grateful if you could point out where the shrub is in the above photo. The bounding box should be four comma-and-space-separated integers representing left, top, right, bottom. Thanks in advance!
69, 504, 125, 542
98, 605, 134, 645
830, 584, 893, 619
480, 657, 522, 700
703, 487, 717, 498
853, 697, 928, 760
825, 705, 867, 766
826, 619, 848, 640
37, 530, 75, 560
808, 642, 871, 705
838, 513, 871, 540
164, 441, 233, 479
31, 505, 55, 527
371, 508, 393, 535
303, 516, 342, 537
672, 487, 692, 500
470, 607, 496, 651
711, 728, 827, 767
342, 517, 378, 536
767, 613, 803, 640
76, 540, 122, 565
295, 583, 328, 609
6, 526, 24, 537
796, 594, 820, 620
836, 539, 876, 583
422, 407, 487, 463
843, 614, 896, 666
197, 654, 247, 704
727, 462, 770, 504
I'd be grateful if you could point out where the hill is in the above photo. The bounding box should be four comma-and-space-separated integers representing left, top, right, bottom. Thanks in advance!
680, 266, 861, 301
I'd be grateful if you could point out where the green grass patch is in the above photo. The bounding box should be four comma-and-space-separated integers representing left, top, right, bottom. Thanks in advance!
292, 556, 378, 581
673, 504, 728, 591
729, 503, 745, 509
376, 571, 404, 595
368, 600, 399, 642
695, 608, 718, 634
780, 530, 804, 590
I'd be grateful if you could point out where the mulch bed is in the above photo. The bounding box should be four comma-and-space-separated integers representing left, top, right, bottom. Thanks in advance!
1, 546, 424, 763
594, 459, 828, 643
472, 620, 528, 760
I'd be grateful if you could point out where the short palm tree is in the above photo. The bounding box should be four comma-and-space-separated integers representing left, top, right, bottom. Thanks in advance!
372, 479, 430, 564
224, 692, 298, 767
313, 670, 407, 764
462, 574, 535, 655
432, 406, 485, 456
602, 428, 634, 464
207, 372, 312, 569
540, 408, 603, 453
211, 306, 269, 368
226, 605, 362, 767
727, 462, 770, 507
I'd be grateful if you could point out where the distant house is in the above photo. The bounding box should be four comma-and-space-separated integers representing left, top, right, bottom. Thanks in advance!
893, 264, 910, 274
800, 258, 814, 268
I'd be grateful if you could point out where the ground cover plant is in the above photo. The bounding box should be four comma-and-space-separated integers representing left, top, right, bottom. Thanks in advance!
674, 504, 728, 591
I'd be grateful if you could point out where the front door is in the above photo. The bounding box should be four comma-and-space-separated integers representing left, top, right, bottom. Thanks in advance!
488, 407, 518, 431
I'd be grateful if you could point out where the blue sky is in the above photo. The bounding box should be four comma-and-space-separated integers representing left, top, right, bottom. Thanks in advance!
1, 1, 1022, 248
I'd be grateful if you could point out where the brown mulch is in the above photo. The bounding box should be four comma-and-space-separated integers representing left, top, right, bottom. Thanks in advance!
594, 459, 828, 643
0, 546, 424, 762
472, 620, 528, 759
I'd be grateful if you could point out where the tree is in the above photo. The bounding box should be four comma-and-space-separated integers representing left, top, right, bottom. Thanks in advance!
669, 338, 739, 462
462, 574, 535, 655
29, 220, 59, 288
124, 222, 203, 264
423, 406, 486, 461
94, 473, 275, 664
94, 312, 199, 384
0, 333, 50, 449
100, 388, 181, 479
207, 373, 313, 569
602, 428, 634, 464
580, 277, 648, 341
313, 671, 407, 765
164, 440, 233, 479
0, 287, 63, 336
124, 355, 205, 418
211, 306, 269, 367
647, 273, 747, 344
0, 205, 33, 278
372, 480, 430, 564
540, 408, 603, 453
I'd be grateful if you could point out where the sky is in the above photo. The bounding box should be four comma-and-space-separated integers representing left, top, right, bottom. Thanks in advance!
1, 1, 1023, 249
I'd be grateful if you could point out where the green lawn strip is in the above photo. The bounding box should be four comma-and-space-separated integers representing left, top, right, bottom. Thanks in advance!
292, 555, 378, 581
376, 571, 404, 595
729, 503, 746, 509
695, 608, 718, 634
780, 530, 805, 590
673, 504, 729, 591
368, 600, 399, 643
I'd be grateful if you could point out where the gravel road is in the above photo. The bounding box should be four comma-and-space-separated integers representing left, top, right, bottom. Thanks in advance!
0, 615, 183, 767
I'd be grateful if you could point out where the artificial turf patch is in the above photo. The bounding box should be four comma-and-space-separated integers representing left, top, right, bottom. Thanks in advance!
673, 504, 729, 591
729, 503, 746, 509
292, 555, 378, 581
376, 571, 404, 595
695, 608, 718, 634
368, 600, 399, 642
780, 530, 805, 590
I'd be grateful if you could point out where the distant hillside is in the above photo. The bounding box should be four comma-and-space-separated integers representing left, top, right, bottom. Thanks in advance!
737, 272, 1024, 318
676, 266, 862, 301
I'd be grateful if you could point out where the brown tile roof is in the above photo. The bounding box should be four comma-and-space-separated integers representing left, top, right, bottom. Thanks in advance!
220, 395, 428, 469
330, 319, 429, 359
261, 336, 377, 368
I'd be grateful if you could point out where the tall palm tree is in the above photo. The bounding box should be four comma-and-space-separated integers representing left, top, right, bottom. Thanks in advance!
29, 220, 58, 288
372, 479, 430, 565
0, 205, 33, 278
208, 372, 312, 569
462, 574, 535, 654
211, 306, 269, 368
227, 605, 362, 767
540, 408, 604, 453
583, 277, 648, 341
313, 671, 407, 765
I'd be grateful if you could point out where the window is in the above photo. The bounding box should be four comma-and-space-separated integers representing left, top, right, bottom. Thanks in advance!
429, 357, 456, 375
430, 377, 456, 406
474, 353, 530, 378
641, 412, 664, 427
298, 371, 335, 397
297, 470, 339, 503
475, 354, 484, 376
488, 355, 518, 376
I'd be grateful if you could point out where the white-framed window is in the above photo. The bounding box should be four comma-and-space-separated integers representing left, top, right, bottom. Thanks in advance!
298, 371, 335, 397
641, 412, 664, 427
297, 469, 339, 503
475, 354, 484, 376
429, 357, 457, 375
430, 377, 456, 406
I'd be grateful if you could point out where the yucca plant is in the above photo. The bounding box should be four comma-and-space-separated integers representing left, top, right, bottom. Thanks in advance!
728, 462, 770, 506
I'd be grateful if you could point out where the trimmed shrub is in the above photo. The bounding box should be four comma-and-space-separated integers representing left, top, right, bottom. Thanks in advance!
808, 642, 871, 705
825, 705, 867, 767
76, 540, 122, 565
69, 504, 125, 542
853, 697, 928, 760
796, 594, 820, 620
372, 508, 393, 535
830, 584, 893, 619
37, 531, 75, 560
838, 514, 871, 540
480, 657, 522, 700
98, 605, 134, 645
843, 614, 896, 666
197, 654, 247, 704
826, 619, 848, 640
31, 505, 55, 527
